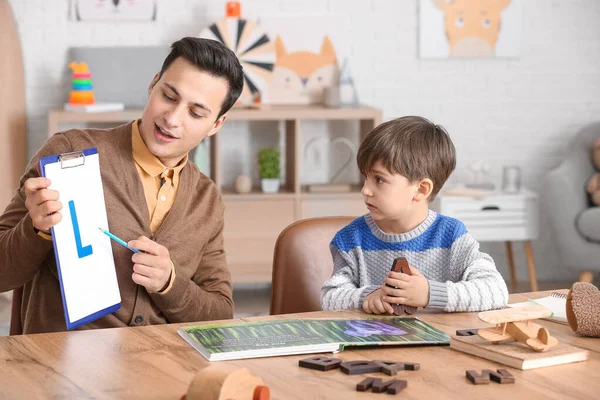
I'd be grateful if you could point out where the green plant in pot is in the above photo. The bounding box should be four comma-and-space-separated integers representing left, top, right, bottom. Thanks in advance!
258, 147, 280, 193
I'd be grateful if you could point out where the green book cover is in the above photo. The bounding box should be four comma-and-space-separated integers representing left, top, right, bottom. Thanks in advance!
178, 318, 450, 361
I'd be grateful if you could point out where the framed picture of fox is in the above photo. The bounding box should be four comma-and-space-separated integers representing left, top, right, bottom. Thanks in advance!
258, 15, 347, 105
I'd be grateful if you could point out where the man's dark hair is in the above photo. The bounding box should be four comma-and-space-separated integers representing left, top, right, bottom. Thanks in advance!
357, 116, 456, 201
158, 37, 244, 119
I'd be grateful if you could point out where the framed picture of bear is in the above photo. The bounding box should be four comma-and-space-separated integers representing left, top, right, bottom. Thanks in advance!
419, 0, 522, 59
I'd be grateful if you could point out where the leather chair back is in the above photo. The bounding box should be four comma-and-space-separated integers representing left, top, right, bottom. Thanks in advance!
9, 287, 22, 335
270, 217, 353, 315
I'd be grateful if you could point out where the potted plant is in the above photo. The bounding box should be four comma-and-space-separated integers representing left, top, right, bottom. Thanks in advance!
258, 147, 280, 193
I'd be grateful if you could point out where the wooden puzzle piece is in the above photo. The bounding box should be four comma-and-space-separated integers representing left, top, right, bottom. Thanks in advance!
298, 356, 342, 371
456, 329, 479, 336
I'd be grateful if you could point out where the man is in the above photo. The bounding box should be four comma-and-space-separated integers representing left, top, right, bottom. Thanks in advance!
0, 37, 244, 333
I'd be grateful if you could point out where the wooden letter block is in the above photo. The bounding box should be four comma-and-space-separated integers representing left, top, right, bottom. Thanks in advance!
372, 361, 420, 375
298, 356, 342, 371
373, 361, 403, 376
340, 361, 383, 375
356, 377, 378, 392
387, 257, 418, 315
400, 362, 420, 371
488, 369, 515, 384
386, 380, 408, 394
466, 370, 490, 385
456, 329, 479, 336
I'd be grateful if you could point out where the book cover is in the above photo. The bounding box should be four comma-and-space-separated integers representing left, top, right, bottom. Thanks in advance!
179, 318, 450, 361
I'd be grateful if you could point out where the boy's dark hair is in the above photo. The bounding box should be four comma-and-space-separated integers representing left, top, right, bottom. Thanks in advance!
357, 116, 456, 201
158, 37, 244, 120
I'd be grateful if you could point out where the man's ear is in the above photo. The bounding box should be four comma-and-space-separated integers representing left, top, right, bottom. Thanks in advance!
207, 115, 227, 137
148, 73, 160, 97
414, 178, 434, 202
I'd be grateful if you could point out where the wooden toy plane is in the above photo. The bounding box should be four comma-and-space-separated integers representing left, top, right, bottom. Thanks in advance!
477, 305, 558, 352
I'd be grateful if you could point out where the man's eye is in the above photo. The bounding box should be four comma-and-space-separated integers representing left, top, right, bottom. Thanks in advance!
189, 110, 201, 119
163, 93, 175, 102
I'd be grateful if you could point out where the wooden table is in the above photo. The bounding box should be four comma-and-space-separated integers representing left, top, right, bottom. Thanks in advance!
1, 291, 598, 399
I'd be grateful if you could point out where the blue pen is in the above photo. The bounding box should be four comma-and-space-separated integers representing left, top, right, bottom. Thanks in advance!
99, 227, 139, 253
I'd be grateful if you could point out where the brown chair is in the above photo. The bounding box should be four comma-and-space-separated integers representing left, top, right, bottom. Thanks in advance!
9, 287, 23, 335
270, 216, 354, 315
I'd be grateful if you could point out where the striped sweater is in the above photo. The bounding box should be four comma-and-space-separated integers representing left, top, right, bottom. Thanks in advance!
321, 210, 509, 312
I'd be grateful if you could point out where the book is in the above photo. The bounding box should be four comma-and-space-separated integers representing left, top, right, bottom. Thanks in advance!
451, 334, 588, 370
63, 102, 125, 113
507, 292, 568, 325
178, 317, 450, 361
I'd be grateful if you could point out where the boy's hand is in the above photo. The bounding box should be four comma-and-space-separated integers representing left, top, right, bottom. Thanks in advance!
382, 266, 430, 308
128, 236, 173, 293
362, 288, 394, 314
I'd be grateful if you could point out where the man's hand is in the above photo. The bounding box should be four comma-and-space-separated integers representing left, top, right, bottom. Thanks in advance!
24, 177, 62, 233
381, 266, 430, 308
128, 236, 172, 293
362, 288, 394, 315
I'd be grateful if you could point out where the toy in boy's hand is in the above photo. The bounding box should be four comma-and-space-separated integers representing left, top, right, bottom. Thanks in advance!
586, 138, 600, 206
68, 62, 95, 105
386, 257, 418, 315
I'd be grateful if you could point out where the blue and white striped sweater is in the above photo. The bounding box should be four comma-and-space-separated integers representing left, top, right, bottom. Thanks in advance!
321, 210, 509, 312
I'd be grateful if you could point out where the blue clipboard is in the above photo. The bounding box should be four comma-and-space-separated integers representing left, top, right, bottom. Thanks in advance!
39, 148, 121, 330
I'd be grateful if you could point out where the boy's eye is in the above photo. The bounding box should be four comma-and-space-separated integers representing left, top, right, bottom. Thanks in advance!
376, 176, 385, 184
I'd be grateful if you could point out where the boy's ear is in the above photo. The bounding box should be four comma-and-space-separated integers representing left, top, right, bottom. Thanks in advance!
414, 178, 434, 202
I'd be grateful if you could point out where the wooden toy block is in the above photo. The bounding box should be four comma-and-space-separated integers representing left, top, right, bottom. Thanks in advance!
456, 329, 479, 336
488, 369, 515, 384
356, 377, 378, 392
340, 360, 383, 375
466, 370, 490, 385
298, 356, 342, 371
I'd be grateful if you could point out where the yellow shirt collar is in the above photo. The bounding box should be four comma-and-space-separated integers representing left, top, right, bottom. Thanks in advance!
132, 120, 188, 184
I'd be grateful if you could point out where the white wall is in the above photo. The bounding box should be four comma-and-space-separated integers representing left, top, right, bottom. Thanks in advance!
9, 0, 600, 282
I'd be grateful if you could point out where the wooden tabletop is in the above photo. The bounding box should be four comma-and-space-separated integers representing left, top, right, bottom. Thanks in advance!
0, 291, 598, 399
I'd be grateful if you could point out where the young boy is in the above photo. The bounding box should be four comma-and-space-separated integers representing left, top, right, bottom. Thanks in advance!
321, 116, 508, 314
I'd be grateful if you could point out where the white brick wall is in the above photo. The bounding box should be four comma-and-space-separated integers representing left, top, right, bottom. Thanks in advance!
8, 0, 600, 282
